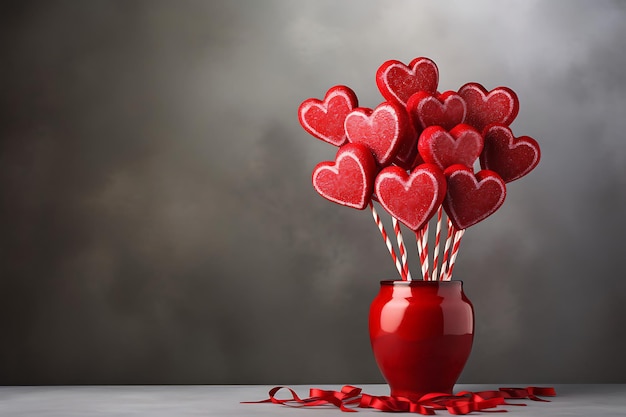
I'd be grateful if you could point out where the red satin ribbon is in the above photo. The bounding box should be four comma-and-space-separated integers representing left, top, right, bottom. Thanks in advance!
244, 385, 556, 415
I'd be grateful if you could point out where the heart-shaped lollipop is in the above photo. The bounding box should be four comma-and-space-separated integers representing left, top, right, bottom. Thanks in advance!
298, 85, 359, 146
418, 124, 484, 170
458, 82, 519, 131
443, 165, 506, 229
374, 164, 447, 231
312, 143, 377, 210
480, 124, 541, 183
345, 102, 410, 166
376, 57, 439, 107
407, 90, 467, 131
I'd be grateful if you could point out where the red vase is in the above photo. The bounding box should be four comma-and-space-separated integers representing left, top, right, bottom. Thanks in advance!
369, 280, 474, 401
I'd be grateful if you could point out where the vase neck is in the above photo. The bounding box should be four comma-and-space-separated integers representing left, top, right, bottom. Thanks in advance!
380, 280, 464, 299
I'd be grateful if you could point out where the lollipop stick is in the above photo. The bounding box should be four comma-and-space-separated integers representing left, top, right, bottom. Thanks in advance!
445, 229, 466, 281
439, 218, 455, 281
416, 229, 424, 280
432, 205, 443, 281
416, 226, 430, 281
370, 202, 405, 280
392, 217, 412, 281
421, 222, 430, 280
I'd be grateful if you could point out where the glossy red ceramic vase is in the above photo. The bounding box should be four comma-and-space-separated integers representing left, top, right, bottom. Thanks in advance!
369, 280, 474, 401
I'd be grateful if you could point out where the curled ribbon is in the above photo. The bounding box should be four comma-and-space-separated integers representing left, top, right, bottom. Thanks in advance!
243, 385, 556, 415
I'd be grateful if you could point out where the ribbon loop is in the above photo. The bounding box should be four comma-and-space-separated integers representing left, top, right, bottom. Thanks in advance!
245, 385, 556, 415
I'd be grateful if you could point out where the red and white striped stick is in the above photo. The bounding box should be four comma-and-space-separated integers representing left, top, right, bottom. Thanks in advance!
432, 205, 443, 281
392, 217, 412, 281
444, 229, 466, 281
422, 222, 430, 280
370, 202, 406, 280
438, 219, 455, 281
416, 225, 430, 281
416, 229, 424, 280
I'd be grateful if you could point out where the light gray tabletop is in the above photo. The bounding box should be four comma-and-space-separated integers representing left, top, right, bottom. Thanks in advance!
0, 384, 625, 416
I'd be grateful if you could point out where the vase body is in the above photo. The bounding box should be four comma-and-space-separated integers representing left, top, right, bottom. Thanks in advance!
369, 280, 474, 401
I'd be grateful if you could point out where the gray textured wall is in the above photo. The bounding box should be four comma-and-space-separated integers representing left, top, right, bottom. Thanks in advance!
1, 0, 625, 385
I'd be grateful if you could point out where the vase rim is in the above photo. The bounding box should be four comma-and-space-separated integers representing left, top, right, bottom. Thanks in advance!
380, 279, 463, 286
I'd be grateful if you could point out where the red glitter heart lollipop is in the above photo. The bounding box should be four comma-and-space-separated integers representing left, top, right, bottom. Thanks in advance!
418, 124, 484, 170
407, 90, 467, 131
312, 143, 377, 210
345, 102, 411, 166
480, 124, 541, 183
376, 57, 439, 107
458, 82, 519, 131
374, 164, 447, 231
443, 165, 506, 229
298, 85, 358, 146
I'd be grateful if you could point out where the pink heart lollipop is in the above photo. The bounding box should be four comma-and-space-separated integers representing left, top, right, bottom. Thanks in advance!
374, 164, 447, 231
443, 165, 506, 229
458, 82, 519, 131
312, 143, 377, 210
298, 85, 358, 146
376, 57, 439, 107
480, 124, 541, 183
407, 90, 467, 131
345, 102, 410, 166
418, 124, 484, 170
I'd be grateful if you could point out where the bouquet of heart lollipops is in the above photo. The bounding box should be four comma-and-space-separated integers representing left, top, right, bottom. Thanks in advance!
298, 57, 541, 281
